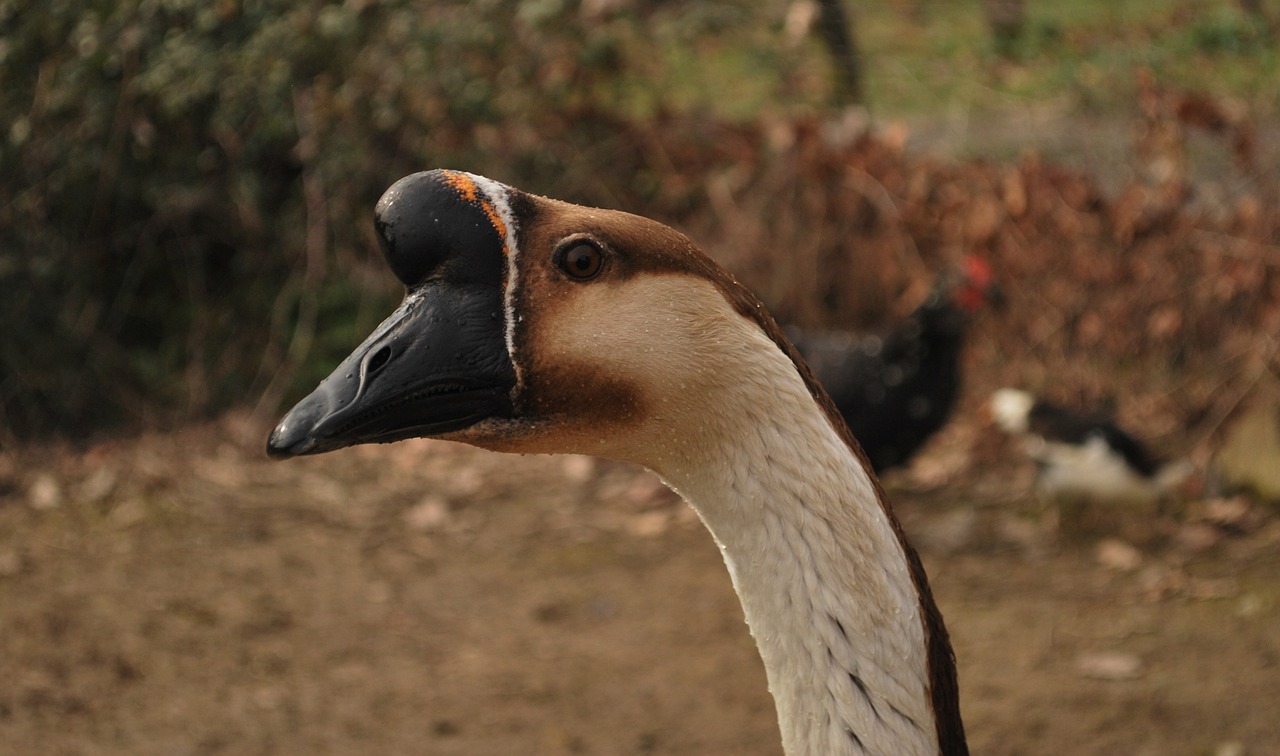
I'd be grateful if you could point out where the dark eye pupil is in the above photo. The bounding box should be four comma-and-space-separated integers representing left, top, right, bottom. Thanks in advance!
561, 243, 601, 279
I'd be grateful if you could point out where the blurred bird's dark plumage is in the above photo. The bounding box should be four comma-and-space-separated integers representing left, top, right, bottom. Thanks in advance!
790, 257, 998, 473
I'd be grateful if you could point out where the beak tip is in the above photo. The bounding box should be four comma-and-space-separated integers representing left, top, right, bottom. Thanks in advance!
265, 421, 318, 459
266, 384, 341, 459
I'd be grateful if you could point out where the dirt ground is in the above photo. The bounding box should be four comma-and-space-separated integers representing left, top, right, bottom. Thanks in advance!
1, 412, 1278, 756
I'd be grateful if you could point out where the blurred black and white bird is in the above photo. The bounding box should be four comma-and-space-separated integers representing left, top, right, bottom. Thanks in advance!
789, 256, 999, 473
989, 388, 1191, 503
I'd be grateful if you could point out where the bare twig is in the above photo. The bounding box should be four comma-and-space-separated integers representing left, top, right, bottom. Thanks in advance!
253, 90, 328, 421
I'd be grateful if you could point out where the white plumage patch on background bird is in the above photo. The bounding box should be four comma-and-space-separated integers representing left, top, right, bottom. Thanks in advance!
988, 388, 1191, 505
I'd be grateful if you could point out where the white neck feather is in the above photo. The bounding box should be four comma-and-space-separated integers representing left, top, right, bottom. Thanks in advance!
657, 338, 936, 755
533, 275, 940, 755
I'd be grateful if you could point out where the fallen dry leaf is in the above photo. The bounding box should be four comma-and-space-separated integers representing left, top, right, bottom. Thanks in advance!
625, 511, 671, 538
1096, 539, 1143, 572
27, 473, 61, 510
1174, 522, 1223, 554
403, 496, 451, 533
561, 455, 597, 484
1076, 651, 1144, 680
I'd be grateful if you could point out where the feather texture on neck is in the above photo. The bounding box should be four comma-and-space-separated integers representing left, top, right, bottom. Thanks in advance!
524, 272, 945, 754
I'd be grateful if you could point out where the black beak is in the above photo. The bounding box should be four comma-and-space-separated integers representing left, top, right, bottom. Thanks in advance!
267, 169, 522, 458
266, 282, 516, 457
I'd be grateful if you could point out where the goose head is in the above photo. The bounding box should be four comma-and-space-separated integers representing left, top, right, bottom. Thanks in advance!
267, 169, 809, 470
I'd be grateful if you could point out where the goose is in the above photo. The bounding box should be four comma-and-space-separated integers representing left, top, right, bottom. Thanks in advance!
268, 170, 967, 755
990, 387, 1191, 504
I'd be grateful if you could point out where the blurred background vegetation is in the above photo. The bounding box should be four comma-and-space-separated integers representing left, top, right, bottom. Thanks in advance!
2, 0, 1278, 441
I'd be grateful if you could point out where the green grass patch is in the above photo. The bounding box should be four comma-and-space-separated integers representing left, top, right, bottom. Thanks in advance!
637, 1, 1280, 121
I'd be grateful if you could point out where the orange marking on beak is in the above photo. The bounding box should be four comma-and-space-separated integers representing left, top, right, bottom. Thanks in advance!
442, 171, 510, 254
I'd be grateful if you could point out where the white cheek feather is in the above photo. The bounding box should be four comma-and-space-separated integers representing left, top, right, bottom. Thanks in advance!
464, 172, 524, 387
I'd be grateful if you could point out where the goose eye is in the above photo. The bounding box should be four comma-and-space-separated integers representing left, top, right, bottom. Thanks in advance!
556, 242, 603, 280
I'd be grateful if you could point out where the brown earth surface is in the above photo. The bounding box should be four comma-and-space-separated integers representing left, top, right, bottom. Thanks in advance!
1, 412, 1277, 756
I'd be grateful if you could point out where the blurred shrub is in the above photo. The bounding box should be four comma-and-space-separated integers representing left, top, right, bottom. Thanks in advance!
1187, 5, 1274, 55
2, 0, 434, 434
1, 0, 802, 437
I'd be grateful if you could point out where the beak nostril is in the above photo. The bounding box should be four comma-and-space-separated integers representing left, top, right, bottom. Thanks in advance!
366, 346, 392, 376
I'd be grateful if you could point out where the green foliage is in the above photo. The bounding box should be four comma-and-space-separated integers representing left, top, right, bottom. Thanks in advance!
860, 1, 1280, 116
1, 0, 420, 433
0, 0, 801, 437
1185, 4, 1273, 55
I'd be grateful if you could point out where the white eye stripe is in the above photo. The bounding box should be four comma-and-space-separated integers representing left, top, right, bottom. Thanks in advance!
463, 172, 524, 390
